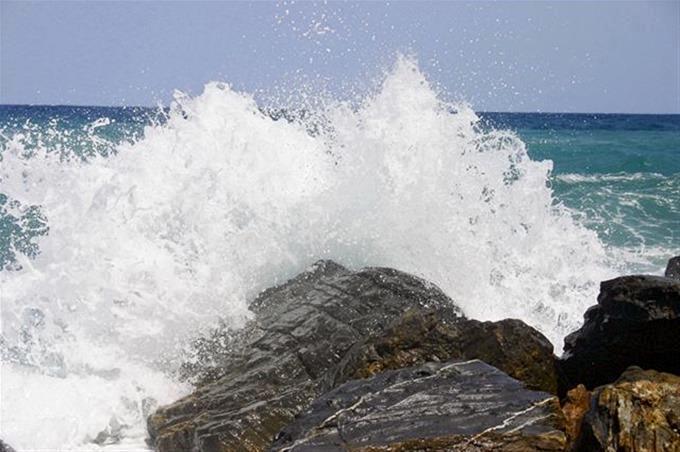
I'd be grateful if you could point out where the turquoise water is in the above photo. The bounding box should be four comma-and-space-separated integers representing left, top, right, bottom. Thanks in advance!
482, 113, 679, 254
0, 106, 157, 268
2, 106, 677, 270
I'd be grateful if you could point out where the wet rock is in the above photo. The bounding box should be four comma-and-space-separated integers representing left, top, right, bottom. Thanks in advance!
148, 260, 460, 452
271, 359, 567, 451
92, 416, 125, 446
0, 440, 16, 452
576, 367, 680, 452
561, 275, 680, 390
666, 255, 680, 280
561, 384, 591, 445
327, 308, 560, 394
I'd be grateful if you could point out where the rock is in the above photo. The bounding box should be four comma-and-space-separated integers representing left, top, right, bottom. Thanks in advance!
666, 256, 680, 280
92, 416, 125, 445
327, 308, 560, 394
0, 440, 16, 452
561, 384, 591, 445
576, 367, 680, 452
271, 359, 567, 451
148, 260, 460, 452
560, 275, 680, 390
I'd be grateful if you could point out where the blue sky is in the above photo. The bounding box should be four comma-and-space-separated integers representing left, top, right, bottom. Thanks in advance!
1, 1, 678, 113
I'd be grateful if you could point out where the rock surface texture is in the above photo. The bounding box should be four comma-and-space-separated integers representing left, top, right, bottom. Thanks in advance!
666, 255, 680, 280
328, 308, 560, 394
576, 367, 680, 452
271, 359, 566, 451
0, 440, 15, 452
148, 260, 560, 451
148, 261, 459, 451
561, 385, 591, 445
561, 275, 680, 391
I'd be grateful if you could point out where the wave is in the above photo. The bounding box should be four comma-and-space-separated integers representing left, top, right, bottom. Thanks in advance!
555, 172, 667, 184
0, 56, 620, 449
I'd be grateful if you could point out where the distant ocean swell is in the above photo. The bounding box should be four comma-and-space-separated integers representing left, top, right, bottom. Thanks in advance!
555, 172, 666, 183
0, 56, 678, 450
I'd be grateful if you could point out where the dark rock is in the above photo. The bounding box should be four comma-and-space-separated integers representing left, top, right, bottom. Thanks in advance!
148, 260, 460, 452
0, 440, 16, 452
576, 366, 680, 452
271, 359, 567, 451
560, 275, 680, 391
327, 308, 560, 394
666, 255, 680, 280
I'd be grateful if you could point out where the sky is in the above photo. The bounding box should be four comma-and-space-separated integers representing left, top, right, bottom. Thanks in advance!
1, 1, 678, 113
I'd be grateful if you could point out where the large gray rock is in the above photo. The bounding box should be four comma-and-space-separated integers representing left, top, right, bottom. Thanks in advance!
148, 260, 460, 451
0, 440, 15, 452
560, 275, 680, 391
271, 359, 567, 451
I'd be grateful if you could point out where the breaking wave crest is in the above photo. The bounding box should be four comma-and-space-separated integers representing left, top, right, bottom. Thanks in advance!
0, 56, 618, 449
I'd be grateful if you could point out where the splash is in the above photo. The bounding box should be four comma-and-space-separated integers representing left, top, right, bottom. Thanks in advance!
0, 56, 616, 449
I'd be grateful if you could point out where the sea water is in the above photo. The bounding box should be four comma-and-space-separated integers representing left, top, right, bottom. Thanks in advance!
1, 57, 678, 450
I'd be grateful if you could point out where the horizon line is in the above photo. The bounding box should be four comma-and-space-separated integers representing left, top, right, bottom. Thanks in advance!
0, 103, 678, 116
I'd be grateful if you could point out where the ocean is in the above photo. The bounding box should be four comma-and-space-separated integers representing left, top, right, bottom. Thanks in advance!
0, 58, 678, 449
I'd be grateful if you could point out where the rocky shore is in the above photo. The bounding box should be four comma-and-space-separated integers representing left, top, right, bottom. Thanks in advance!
6, 258, 677, 451
141, 256, 680, 451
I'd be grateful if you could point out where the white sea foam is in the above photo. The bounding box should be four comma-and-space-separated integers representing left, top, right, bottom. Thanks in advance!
1, 56, 620, 449
555, 172, 666, 184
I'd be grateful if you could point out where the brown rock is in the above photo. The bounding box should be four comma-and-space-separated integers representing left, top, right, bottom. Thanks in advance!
561, 384, 591, 445
576, 366, 680, 452
327, 308, 560, 394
